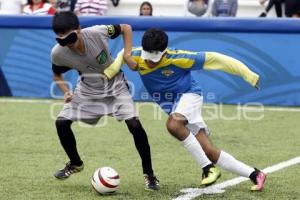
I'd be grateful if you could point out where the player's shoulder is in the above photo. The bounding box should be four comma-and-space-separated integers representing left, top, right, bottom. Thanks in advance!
51, 44, 67, 64
82, 25, 108, 35
166, 48, 197, 56
83, 25, 102, 31
165, 48, 203, 60
51, 44, 63, 59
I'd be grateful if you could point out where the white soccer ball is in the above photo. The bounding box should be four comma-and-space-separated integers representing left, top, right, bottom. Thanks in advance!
91, 167, 120, 194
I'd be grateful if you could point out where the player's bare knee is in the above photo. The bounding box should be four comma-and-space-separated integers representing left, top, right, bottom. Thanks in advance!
166, 118, 177, 135
166, 117, 186, 138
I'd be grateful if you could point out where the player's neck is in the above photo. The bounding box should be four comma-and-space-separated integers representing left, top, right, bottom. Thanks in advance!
76, 36, 85, 55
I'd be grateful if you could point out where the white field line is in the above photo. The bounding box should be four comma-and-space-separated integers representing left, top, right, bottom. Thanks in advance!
0, 98, 300, 112
236, 106, 300, 112
0, 98, 57, 104
1, 97, 299, 196
173, 156, 300, 200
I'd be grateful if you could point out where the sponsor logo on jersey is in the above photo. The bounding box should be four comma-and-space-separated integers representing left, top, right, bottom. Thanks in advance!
96, 50, 108, 64
161, 69, 174, 76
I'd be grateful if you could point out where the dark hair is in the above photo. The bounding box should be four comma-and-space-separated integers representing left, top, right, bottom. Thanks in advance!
139, 1, 153, 16
142, 28, 168, 51
52, 11, 79, 34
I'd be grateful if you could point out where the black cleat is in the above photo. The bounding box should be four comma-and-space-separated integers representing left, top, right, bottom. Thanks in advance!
54, 162, 84, 180
144, 174, 160, 190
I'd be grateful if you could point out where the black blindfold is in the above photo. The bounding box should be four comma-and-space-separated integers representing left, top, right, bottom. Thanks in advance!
56, 31, 78, 46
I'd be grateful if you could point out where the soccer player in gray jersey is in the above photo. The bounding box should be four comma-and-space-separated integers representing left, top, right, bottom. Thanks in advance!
50, 11, 159, 190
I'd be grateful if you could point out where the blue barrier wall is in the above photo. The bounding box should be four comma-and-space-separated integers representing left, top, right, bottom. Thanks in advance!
0, 16, 300, 106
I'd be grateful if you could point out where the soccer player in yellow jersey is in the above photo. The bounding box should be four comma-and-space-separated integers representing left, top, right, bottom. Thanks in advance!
103, 28, 266, 191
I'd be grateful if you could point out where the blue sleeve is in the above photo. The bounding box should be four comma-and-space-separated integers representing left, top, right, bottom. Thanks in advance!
166, 50, 205, 70
190, 52, 206, 71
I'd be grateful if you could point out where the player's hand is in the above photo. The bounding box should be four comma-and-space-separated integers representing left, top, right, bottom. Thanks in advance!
124, 55, 138, 71
64, 91, 73, 103
100, 73, 108, 81
122, 51, 137, 70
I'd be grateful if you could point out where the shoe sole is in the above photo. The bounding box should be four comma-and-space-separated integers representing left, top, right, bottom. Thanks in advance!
54, 169, 83, 180
144, 187, 160, 191
54, 175, 70, 180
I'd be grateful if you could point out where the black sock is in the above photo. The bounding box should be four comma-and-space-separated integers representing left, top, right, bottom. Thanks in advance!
203, 164, 215, 175
249, 168, 259, 183
125, 118, 153, 175
55, 117, 83, 166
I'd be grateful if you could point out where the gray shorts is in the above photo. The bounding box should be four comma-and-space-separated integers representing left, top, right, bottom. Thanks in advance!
58, 86, 137, 125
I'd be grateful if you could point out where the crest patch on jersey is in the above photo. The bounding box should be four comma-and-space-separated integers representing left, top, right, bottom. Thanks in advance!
161, 69, 174, 77
107, 25, 115, 37
96, 50, 108, 64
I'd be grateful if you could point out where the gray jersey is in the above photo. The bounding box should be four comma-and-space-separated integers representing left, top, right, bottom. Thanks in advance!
51, 25, 126, 97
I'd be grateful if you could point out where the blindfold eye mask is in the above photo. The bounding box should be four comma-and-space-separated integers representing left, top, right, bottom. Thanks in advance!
141, 49, 166, 62
56, 31, 78, 46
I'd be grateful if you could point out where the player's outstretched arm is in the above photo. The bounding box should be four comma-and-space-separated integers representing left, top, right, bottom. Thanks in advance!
124, 55, 138, 71
203, 52, 260, 88
119, 24, 138, 70
119, 24, 133, 63
103, 49, 138, 80
103, 50, 125, 80
103, 24, 138, 80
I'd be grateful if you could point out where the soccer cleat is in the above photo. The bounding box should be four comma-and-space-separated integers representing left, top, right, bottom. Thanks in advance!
144, 174, 160, 190
201, 166, 221, 186
250, 170, 266, 191
54, 162, 84, 180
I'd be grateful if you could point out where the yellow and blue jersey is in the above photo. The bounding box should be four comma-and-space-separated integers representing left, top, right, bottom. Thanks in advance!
131, 47, 206, 113
104, 47, 259, 114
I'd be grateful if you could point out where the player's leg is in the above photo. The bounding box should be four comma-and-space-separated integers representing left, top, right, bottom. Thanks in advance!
168, 93, 221, 186
166, 113, 220, 186
195, 130, 266, 191
125, 117, 159, 190
113, 85, 159, 190
54, 117, 84, 179
53, 91, 89, 180
125, 118, 152, 175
